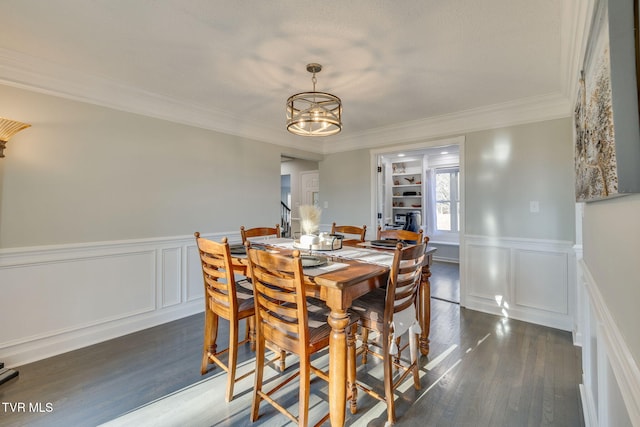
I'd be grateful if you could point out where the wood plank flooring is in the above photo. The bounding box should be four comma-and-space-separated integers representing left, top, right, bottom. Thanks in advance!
0, 262, 584, 426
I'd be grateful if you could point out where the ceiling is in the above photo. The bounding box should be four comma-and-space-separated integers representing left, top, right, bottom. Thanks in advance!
0, 0, 581, 154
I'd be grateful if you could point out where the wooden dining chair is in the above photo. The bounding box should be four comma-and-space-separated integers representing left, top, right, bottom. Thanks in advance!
240, 224, 281, 243
377, 225, 423, 244
246, 244, 357, 427
240, 224, 288, 371
194, 232, 256, 402
331, 222, 367, 243
350, 241, 427, 425
239, 225, 282, 305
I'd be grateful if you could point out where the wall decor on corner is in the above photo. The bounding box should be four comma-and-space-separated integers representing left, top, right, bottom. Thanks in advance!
574, 0, 640, 202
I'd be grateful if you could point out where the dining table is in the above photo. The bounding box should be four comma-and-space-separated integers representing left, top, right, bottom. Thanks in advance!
231, 237, 436, 427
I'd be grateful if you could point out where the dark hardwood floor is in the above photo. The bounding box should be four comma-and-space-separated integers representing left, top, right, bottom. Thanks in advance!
0, 263, 584, 427
430, 261, 460, 304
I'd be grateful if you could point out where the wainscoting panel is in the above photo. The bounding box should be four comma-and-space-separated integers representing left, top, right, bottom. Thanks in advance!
513, 249, 567, 314
579, 259, 640, 427
161, 247, 181, 308
186, 243, 204, 302
466, 244, 510, 301
463, 235, 574, 331
0, 232, 231, 367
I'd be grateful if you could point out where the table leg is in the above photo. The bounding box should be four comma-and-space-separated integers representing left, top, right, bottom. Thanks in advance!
419, 263, 431, 356
328, 308, 349, 427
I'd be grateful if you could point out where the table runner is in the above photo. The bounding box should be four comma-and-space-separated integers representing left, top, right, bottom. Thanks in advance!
252, 238, 395, 268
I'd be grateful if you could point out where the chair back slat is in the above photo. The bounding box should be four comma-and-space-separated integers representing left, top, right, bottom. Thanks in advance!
195, 234, 240, 317
241, 225, 281, 243
377, 226, 424, 244
246, 245, 309, 355
386, 242, 427, 323
331, 223, 367, 242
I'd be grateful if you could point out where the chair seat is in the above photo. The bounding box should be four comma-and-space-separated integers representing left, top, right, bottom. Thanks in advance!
306, 299, 359, 349
350, 288, 386, 331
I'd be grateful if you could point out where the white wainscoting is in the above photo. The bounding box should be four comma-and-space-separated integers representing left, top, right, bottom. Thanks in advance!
578, 259, 640, 427
0, 232, 236, 367
462, 235, 575, 331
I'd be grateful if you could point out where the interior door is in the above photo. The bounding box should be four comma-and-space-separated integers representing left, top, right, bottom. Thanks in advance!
300, 170, 319, 206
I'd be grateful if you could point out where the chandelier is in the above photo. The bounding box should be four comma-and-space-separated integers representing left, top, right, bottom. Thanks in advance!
286, 63, 342, 137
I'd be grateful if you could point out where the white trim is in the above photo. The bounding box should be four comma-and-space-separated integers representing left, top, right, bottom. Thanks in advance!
326, 93, 570, 154
580, 259, 640, 426
463, 235, 574, 331
580, 384, 599, 427
0, 232, 238, 367
0, 47, 571, 155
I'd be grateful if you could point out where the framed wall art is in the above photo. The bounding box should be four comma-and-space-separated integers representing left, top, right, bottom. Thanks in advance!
574, 0, 640, 202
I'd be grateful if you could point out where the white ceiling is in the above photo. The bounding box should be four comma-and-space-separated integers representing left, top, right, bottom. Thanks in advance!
0, 0, 581, 154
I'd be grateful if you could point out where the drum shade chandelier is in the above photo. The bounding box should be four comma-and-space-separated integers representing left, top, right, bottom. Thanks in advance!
0, 117, 31, 158
286, 63, 342, 137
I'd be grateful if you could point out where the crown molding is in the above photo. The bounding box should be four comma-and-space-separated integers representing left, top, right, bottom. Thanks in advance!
560, 0, 596, 105
321, 92, 571, 154
0, 47, 571, 156
0, 48, 302, 147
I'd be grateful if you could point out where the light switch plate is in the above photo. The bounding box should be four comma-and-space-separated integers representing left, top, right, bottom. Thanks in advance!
530, 201, 539, 213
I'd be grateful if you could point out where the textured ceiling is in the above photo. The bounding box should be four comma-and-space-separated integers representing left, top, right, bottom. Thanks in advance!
0, 0, 578, 153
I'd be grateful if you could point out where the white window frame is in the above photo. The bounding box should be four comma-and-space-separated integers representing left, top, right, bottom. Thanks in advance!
434, 166, 460, 236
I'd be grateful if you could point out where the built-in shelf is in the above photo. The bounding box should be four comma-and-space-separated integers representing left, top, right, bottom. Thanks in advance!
390, 158, 424, 227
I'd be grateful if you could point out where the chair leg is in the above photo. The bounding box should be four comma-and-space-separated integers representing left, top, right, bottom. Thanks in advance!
361, 327, 369, 365
226, 318, 239, 402
279, 350, 287, 372
383, 332, 396, 426
347, 324, 358, 414
409, 331, 420, 388
201, 308, 219, 375
394, 336, 402, 369
251, 333, 266, 422
248, 316, 256, 352
298, 354, 311, 427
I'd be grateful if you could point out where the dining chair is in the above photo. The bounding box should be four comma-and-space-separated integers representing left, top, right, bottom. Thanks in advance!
240, 224, 281, 243
377, 225, 423, 244
331, 222, 367, 243
240, 224, 288, 371
194, 232, 256, 402
245, 244, 358, 427
350, 241, 427, 425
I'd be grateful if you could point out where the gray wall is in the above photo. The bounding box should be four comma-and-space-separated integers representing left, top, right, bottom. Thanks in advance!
318, 148, 372, 237
465, 118, 575, 241
0, 84, 293, 248
320, 118, 575, 244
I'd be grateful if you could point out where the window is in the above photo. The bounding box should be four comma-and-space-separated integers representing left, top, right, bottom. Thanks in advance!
435, 167, 459, 232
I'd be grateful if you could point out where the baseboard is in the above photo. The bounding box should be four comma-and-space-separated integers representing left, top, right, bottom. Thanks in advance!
0, 232, 234, 368
463, 297, 573, 331
432, 256, 459, 263
462, 235, 574, 332
2, 301, 203, 368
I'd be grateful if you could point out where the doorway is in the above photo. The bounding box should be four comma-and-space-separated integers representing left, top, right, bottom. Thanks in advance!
281, 156, 320, 238
371, 136, 464, 305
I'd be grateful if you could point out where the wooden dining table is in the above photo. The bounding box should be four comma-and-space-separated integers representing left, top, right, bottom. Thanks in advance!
233, 238, 435, 427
